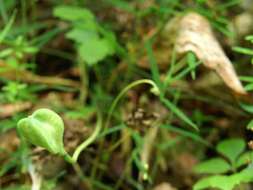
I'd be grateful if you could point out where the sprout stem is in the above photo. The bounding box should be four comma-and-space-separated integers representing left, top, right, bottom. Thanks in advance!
71, 113, 102, 163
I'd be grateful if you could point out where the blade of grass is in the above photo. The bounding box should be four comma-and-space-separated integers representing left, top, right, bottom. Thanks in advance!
245, 83, 253, 91
160, 97, 198, 130
187, 51, 197, 80
233, 47, 253, 55
173, 59, 201, 81
239, 103, 253, 114
0, 10, 16, 43
216, 0, 240, 10
160, 124, 210, 146
145, 39, 163, 90
0, 0, 8, 24
240, 76, 253, 82
31, 28, 63, 48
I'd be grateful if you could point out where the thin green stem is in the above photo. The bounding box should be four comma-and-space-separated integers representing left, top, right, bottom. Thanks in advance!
63, 153, 75, 164
62, 113, 102, 164
105, 79, 160, 128
72, 113, 102, 163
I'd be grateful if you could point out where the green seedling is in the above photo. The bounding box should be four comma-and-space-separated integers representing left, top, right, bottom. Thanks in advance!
16, 78, 160, 182
193, 138, 253, 190
17, 108, 102, 164
18, 109, 66, 155
53, 5, 120, 66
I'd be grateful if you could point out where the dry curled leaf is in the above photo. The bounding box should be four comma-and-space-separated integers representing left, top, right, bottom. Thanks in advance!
175, 12, 246, 95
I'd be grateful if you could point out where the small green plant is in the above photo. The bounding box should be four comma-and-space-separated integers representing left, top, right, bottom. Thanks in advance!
193, 138, 253, 190
53, 5, 123, 102
17, 108, 102, 164
53, 5, 119, 65
0, 81, 33, 103
0, 12, 37, 69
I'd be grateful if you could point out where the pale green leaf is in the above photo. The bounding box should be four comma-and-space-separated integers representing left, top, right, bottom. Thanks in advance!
194, 167, 253, 190
78, 38, 115, 65
193, 175, 233, 190
66, 28, 98, 43
53, 5, 94, 21
194, 158, 231, 174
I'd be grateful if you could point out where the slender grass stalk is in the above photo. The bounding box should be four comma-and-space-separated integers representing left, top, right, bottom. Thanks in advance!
78, 57, 89, 104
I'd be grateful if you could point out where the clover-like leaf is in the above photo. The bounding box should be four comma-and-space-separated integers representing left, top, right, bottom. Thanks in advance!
194, 158, 231, 174
216, 138, 245, 164
17, 108, 66, 155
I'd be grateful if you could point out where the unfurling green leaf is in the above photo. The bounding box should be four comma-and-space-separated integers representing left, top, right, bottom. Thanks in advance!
17, 108, 66, 155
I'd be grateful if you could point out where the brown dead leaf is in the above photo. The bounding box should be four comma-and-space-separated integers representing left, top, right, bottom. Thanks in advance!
175, 12, 246, 95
